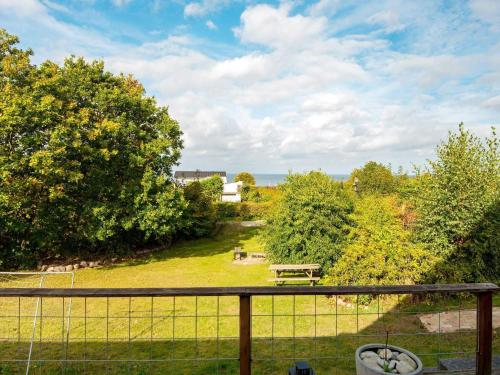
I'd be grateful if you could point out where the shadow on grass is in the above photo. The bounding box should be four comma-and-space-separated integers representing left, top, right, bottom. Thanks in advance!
102, 225, 263, 269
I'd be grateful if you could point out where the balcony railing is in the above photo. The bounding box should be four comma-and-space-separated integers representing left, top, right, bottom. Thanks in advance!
0, 283, 498, 374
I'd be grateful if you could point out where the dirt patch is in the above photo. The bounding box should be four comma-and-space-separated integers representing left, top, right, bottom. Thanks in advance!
419, 307, 500, 333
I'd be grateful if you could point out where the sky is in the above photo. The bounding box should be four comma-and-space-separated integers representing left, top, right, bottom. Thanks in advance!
0, 0, 499, 174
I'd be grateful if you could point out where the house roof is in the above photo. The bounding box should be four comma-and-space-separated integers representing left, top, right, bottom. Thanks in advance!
174, 170, 227, 179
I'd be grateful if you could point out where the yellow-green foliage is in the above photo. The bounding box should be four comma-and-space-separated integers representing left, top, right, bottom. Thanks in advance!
329, 195, 436, 286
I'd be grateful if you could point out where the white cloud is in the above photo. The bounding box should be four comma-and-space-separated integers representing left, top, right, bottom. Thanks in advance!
235, 3, 328, 49
184, 0, 229, 17
0, 0, 497, 173
205, 20, 217, 30
470, 0, 500, 30
367, 10, 405, 33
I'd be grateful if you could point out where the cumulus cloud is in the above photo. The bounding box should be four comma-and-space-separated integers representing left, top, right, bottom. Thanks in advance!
0, 0, 498, 172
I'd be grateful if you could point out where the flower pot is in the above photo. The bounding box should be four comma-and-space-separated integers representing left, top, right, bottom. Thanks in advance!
355, 344, 423, 375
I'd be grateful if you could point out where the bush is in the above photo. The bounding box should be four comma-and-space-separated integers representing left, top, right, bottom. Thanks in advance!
0, 30, 185, 268
234, 172, 256, 186
348, 161, 397, 195
215, 201, 273, 221
180, 182, 217, 238
329, 195, 436, 289
413, 124, 499, 282
199, 175, 224, 201
264, 171, 354, 270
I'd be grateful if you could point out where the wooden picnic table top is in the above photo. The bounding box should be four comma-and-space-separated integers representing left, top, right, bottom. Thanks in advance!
269, 264, 320, 271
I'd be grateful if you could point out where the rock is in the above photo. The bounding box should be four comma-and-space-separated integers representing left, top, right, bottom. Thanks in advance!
376, 358, 389, 368
396, 360, 414, 374
88, 262, 95, 268
47, 266, 55, 273
41, 265, 48, 272
392, 370, 398, 374
397, 353, 417, 370
391, 351, 399, 360
58, 266, 66, 272
378, 348, 392, 360
389, 360, 397, 370
362, 357, 380, 371
80, 261, 88, 268
65, 265, 73, 272
111, 257, 117, 262
73, 264, 79, 270
361, 351, 379, 359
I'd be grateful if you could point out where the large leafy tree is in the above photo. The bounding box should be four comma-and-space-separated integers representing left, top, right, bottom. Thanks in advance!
264, 171, 354, 270
0, 29, 185, 267
414, 124, 499, 282
234, 172, 256, 186
348, 161, 397, 195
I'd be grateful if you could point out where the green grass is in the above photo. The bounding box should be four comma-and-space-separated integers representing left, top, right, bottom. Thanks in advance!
0, 225, 498, 374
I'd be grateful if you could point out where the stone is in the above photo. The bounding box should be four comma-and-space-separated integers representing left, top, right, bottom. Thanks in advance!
378, 348, 392, 360
362, 357, 380, 371
397, 353, 417, 370
80, 261, 88, 268
376, 357, 389, 368
111, 258, 117, 262
65, 265, 73, 272
360, 351, 378, 359
396, 360, 414, 374
391, 351, 399, 360
73, 264, 79, 270
88, 262, 95, 268
41, 265, 48, 272
47, 266, 55, 272
389, 360, 397, 370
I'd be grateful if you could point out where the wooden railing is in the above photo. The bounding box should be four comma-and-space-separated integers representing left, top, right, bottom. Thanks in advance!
0, 283, 498, 375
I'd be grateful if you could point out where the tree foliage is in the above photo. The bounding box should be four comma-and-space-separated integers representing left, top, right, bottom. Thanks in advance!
180, 182, 217, 238
199, 175, 224, 201
348, 161, 397, 195
264, 172, 354, 270
234, 172, 256, 186
329, 195, 436, 288
413, 124, 499, 282
0, 29, 185, 268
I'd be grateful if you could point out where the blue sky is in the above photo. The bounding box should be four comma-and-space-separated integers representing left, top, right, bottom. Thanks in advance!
1, 0, 499, 173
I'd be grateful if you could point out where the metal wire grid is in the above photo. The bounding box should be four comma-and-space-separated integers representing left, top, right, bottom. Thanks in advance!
0, 292, 487, 374
0, 295, 240, 374
250, 293, 478, 374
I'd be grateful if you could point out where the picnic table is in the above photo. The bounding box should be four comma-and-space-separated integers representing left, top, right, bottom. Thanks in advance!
268, 264, 321, 286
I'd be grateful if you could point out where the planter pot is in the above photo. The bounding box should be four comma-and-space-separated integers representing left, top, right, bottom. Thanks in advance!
355, 344, 423, 375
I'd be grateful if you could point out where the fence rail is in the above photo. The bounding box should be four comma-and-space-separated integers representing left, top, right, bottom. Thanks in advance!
0, 283, 498, 375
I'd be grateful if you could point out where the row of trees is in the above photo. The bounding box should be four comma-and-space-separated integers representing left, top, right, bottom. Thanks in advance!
265, 125, 499, 284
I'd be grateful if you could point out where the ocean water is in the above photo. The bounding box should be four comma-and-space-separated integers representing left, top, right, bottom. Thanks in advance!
227, 173, 349, 186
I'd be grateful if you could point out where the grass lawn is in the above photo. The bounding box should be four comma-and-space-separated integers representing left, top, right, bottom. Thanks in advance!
0, 225, 498, 374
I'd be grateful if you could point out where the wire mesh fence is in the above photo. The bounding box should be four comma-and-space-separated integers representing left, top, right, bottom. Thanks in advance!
0, 283, 497, 374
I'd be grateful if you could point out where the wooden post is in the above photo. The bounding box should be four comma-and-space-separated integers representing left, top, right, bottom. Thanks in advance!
240, 294, 251, 375
476, 292, 492, 375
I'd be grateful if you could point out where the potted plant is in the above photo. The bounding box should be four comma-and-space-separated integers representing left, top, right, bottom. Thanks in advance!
355, 332, 423, 375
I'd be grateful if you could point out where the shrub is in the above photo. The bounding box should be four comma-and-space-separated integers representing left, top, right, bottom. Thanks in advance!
234, 172, 256, 186
199, 175, 224, 201
348, 161, 397, 195
180, 182, 217, 238
413, 124, 499, 282
329, 195, 436, 288
264, 171, 354, 270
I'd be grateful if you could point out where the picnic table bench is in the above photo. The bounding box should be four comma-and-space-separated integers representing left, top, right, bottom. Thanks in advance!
268, 264, 321, 286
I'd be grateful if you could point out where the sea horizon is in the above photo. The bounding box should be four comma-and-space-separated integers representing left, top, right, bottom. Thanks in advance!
226, 173, 349, 186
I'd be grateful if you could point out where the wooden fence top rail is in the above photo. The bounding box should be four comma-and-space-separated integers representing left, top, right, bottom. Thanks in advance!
269, 264, 321, 271
0, 283, 497, 297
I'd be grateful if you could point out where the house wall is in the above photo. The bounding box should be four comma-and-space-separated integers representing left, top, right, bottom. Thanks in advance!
221, 194, 241, 202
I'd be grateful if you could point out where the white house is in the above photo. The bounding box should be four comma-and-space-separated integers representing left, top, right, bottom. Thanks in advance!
174, 170, 227, 185
221, 181, 243, 202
